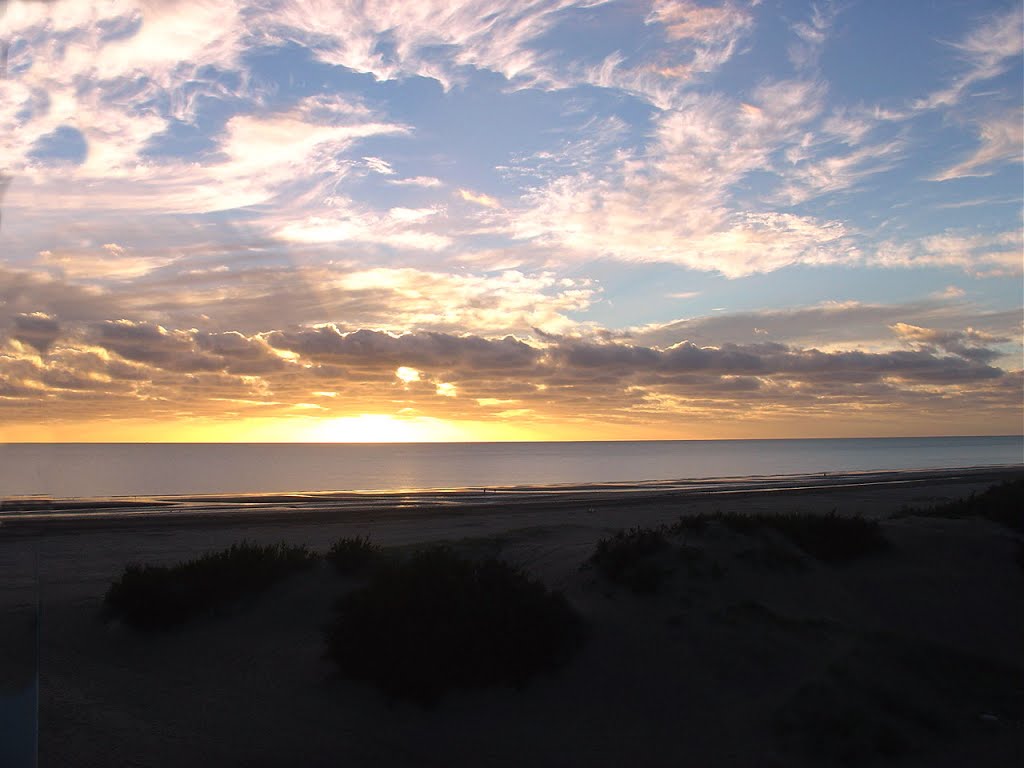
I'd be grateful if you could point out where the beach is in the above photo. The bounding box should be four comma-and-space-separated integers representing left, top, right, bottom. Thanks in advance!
2, 466, 1022, 767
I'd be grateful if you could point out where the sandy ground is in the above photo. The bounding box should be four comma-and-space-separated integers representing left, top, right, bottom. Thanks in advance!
1, 467, 1022, 767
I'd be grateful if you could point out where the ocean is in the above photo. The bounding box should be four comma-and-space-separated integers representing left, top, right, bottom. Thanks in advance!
0, 436, 1021, 500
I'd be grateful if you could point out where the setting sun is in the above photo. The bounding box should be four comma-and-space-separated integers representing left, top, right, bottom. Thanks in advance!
297, 414, 472, 443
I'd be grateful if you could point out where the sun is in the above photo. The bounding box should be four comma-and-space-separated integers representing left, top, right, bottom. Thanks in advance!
296, 414, 469, 442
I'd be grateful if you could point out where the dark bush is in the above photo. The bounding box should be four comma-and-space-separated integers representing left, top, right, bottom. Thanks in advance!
326, 536, 384, 575
671, 512, 886, 563
725, 512, 886, 563
324, 547, 584, 704
900, 478, 1024, 533
671, 515, 710, 535
589, 526, 671, 593
104, 541, 317, 629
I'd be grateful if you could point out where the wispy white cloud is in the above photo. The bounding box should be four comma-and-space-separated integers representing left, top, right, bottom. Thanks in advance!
773, 137, 905, 205
788, 1, 838, 70
509, 82, 863, 277
274, 206, 452, 251
574, 1, 757, 109
647, 0, 754, 71
931, 108, 1024, 181
37, 244, 178, 280
363, 156, 396, 175
0, 257, 597, 338
872, 229, 1023, 276
388, 175, 443, 187
259, 0, 607, 89
458, 188, 502, 209
631, 297, 1021, 351
912, 4, 1024, 111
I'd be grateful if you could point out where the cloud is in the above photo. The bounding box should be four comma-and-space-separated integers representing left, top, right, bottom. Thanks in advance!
388, 176, 443, 187
5, 89, 407, 216
574, 1, 757, 109
2, 307, 1018, 434
647, 0, 754, 71
788, 2, 838, 70
274, 207, 452, 251
37, 245, 178, 280
1, 258, 598, 339
506, 81, 885, 277
12, 311, 60, 353
458, 188, 502, 209
772, 138, 905, 205
871, 229, 1023, 276
912, 5, 1024, 111
1, 0, 251, 186
551, 335, 1005, 384
395, 366, 422, 383
931, 109, 1024, 181
363, 156, 396, 175
259, 0, 604, 89
890, 321, 1008, 364
632, 295, 1022, 348
265, 327, 543, 372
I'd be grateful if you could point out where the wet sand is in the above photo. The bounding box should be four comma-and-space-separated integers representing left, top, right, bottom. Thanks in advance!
1, 465, 1022, 767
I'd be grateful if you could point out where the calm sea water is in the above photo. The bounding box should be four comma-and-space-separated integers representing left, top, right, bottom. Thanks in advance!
0, 436, 1021, 499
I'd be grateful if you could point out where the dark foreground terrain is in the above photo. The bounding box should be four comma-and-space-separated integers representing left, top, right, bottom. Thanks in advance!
1, 469, 1021, 767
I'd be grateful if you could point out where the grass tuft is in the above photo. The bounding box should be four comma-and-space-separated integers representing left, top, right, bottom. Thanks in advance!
896, 478, 1024, 533
589, 526, 671, 593
104, 541, 317, 630
326, 536, 384, 575
324, 546, 584, 705
673, 511, 886, 563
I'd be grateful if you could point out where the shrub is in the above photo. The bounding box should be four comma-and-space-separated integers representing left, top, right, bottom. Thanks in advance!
898, 478, 1024, 533
726, 512, 886, 563
672, 512, 886, 563
326, 536, 384, 575
104, 541, 317, 630
589, 526, 671, 593
324, 546, 584, 704
671, 515, 710, 535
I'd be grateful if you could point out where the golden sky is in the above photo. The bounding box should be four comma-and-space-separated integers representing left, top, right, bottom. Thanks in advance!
1, 1, 1021, 441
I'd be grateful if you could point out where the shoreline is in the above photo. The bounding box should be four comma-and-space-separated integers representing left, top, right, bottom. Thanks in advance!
1, 464, 1020, 534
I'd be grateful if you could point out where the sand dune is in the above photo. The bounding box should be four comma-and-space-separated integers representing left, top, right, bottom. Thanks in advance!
1, 467, 1021, 767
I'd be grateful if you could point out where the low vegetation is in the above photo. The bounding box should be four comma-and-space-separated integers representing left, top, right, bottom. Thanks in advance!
589, 510, 883, 595
674, 511, 887, 563
324, 546, 584, 704
589, 526, 671, 593
896, 478, 1024, 533
104, 541, 317, 630
326, 535, 384, 575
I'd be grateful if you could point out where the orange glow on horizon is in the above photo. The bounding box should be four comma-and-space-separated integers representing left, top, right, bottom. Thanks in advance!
1, 410, 1015, 443
1, 414, 548, 443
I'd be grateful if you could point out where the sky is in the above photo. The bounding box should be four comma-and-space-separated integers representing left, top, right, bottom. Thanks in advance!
0, 0, 1021, 442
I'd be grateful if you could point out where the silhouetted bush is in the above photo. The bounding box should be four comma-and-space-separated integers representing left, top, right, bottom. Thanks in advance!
589, 526, 671, 593
104, 541, 317, 630
324, 546, 584, 704
671, 512, 886, 563
671, 515, 710, 535
326, 536, 384, 575
729, 512, 886, 563
898, 478, 1024, 533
